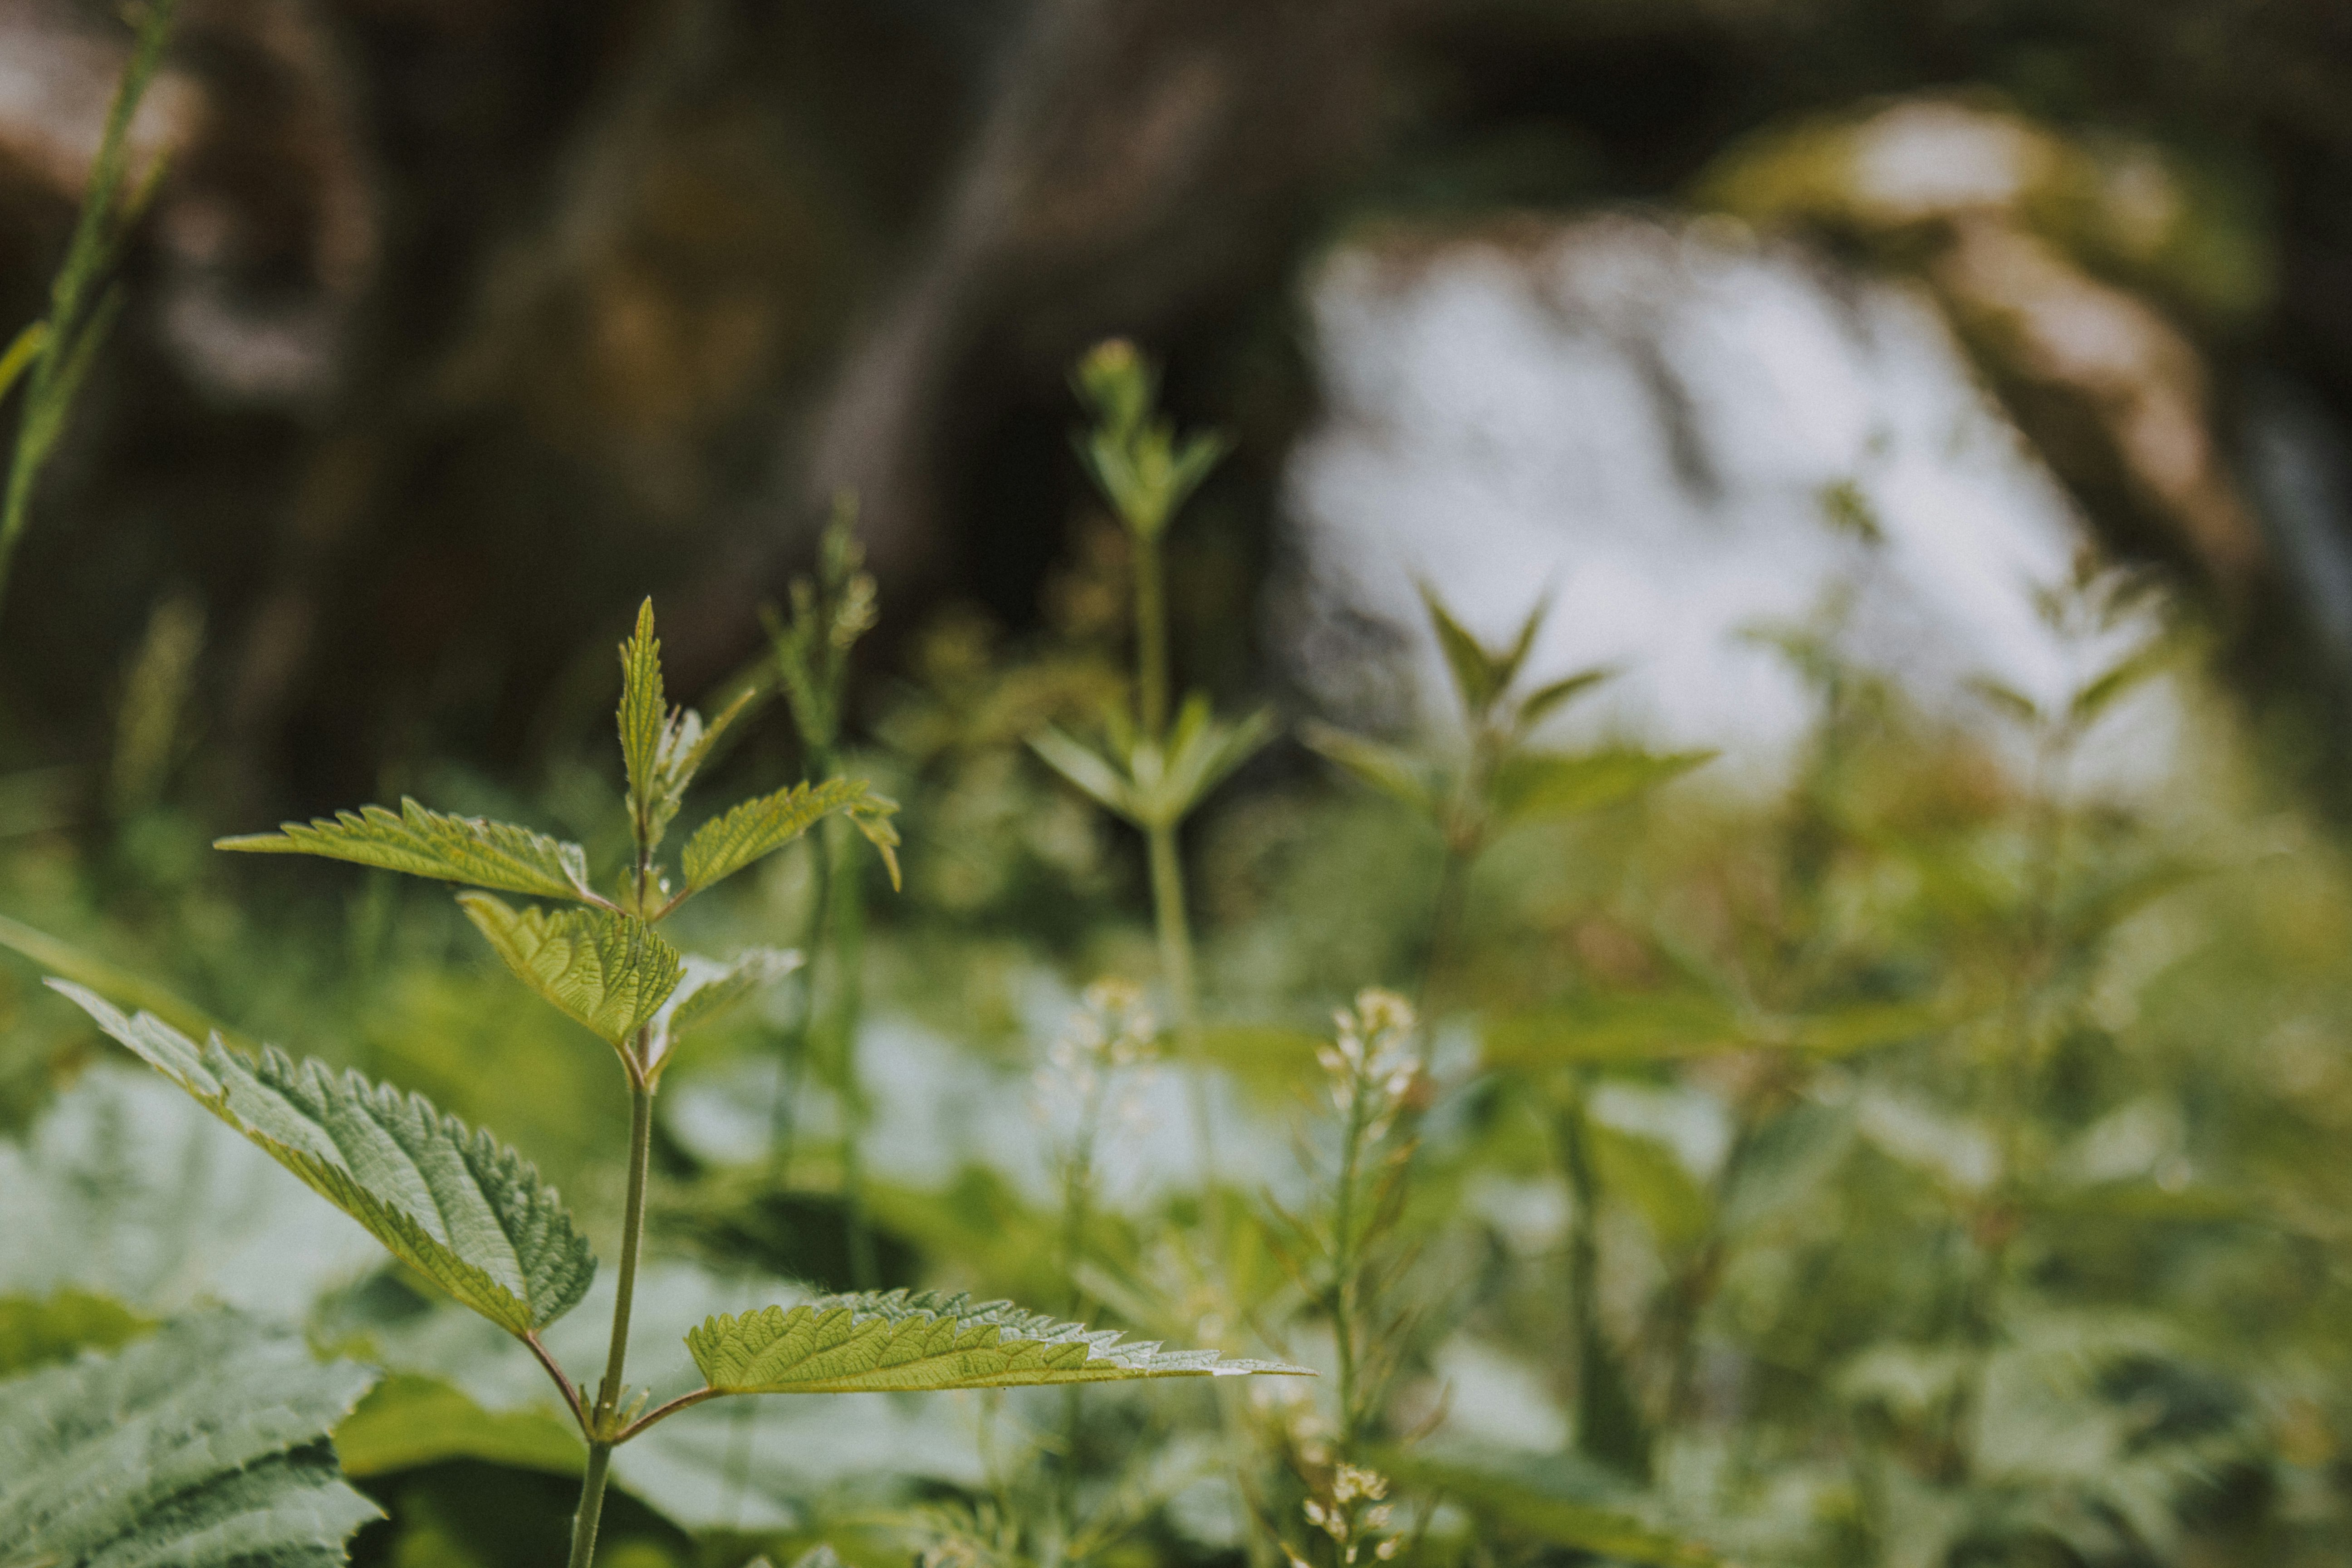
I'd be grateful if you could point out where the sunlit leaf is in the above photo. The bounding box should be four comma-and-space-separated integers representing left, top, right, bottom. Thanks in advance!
53, 982, 597, 1336
0, 1309, 381, 1568
682, 776, 901, 894
647, 946, 801, 1076
686, 1289, 1308, 1395
217, 797, 604, 906
458, 892, 683, 1049
618, 598, 667, 838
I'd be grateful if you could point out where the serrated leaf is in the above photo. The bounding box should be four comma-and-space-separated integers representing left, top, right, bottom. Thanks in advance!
0, 1309, 381, 1568
1421, 585, 1506, 717
619, 598, 667, 835
334, 1373, 584, 1478
216, 797, 605, 906
51, 982, 597, 1336
1490, 747, 1712, 829
684, 776, 901, 894
1299, 721, 1439, 819
686, 1289, 1308, 1394
458, 892, 683, 1049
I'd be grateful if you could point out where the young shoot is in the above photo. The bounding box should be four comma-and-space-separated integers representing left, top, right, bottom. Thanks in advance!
43, 599, 1302, 1568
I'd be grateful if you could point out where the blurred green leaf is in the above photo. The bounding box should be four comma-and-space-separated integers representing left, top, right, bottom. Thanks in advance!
1422, 585, 1508, 717
1590, 1123, 1712, 1250
1383, 1454, 1716, 1564
1299, 720, 1439, 819
0, 911, 228, 1044
0, 1289, 149, 1378
1484, 992, 1744, 1071
1516, 667, 1614, 732
334, 1373, 584, 1478
1490, 747, 1712, 830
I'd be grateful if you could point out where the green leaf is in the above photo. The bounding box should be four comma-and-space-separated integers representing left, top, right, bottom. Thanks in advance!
1158, 695, 1275, 818
0, 1289, 150, 1379
618, 599, 667, 832
458, 893, 684, 1049
647, 948, 800, 1077
686, 1289, 1308, 1395
1030, 725, 1136, 817
683, 776, 901, 894
334, 1373, 585, 1478
1589, 1123, 1711, 1251
52, 982, 597, 1336
1484, 992, 1745, 1072
1382, 1453, 1715, 1565
2069, 640, 2170, 729
0, 322, 41, 406
1515, 667, 1613, 732
0, 1309, 381, 1568
1299, 720, 1439, 819
216, 797, 605, 906
1966, 676, 2042, 729
0, 911, 229, 1044
1494, 593, 1551, 694
1490, 747, 1712, 830
1422, 584, 1506, 717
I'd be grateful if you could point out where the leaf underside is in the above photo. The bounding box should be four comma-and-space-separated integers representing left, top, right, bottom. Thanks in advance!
459, 892, 683, 1047
216, 797, 598, 905
682, 776, 901, 893
0, 1309, 381, 1568
686, 1289, 1309, 1395
53, 982, 595, 1337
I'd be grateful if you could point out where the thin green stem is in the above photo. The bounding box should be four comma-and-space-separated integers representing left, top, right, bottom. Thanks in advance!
567, 1442, 615, 1568
1147, 821, 1215, 1188
1417, 846, 1471, 1009
0, 0, 177, 622
1134, 533, 1169, 740
1332, 1086, 1368, 1452
569, 1074, 654, 1568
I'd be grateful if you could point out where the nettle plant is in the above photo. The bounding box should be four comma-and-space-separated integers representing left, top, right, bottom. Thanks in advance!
42, 602, 1303, 1568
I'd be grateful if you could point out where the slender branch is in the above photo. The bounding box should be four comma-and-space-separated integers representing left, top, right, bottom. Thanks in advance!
567, 1442, 615, 1568
1134, 529, 1170, 740
524, 1331, 589, 1436
616, 1384, 728, 1442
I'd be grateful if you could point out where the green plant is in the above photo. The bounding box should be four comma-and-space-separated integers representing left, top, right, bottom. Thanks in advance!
0, 0, 178, 624
1303, 588, 1710, 999
1030, 342, 1273, 1167
41, 600, 1304, 1568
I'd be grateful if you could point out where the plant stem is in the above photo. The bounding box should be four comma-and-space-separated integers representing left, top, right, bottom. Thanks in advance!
568, 1441, 615, 1568
569, 1073, 654, 1568
1418, 846, 1471, 1009
1332, 1083, 1369, 1451
1147, 820, 1215, 1187
1134, 530, 1169, 740
826, 814, 877, 1290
